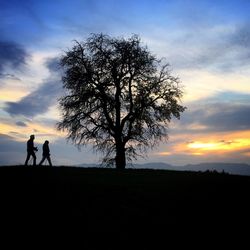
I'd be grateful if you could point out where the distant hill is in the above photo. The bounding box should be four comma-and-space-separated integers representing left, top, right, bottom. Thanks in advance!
78, 162, 250, 176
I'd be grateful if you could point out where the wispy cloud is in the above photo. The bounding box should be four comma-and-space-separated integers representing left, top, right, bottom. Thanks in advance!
174, 92, 250, 134
0, 41, 29, 74
4, 79, 61, 117
4, 57, 62, 118
146, 21, 250, 73
15, 121, 27, 127
0, 73, 21, 81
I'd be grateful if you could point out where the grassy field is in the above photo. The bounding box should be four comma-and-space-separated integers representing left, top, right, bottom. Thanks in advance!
0, 166, 249, 246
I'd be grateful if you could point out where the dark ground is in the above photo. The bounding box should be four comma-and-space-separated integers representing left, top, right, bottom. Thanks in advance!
0, 166, 249, 248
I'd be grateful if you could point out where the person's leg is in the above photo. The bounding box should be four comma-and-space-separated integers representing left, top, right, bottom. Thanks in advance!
31, 151, 36, 166
24, 153, 31, 166
47, 156, 52, 166
39, 156, 46, 165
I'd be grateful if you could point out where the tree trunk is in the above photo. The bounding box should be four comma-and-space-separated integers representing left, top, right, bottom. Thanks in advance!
115, 143, 126, 170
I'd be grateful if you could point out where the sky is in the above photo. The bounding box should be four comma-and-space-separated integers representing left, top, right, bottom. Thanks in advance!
1, 0, 250, 166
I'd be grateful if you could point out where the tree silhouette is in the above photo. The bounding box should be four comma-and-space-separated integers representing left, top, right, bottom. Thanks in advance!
58, 34, 185, 169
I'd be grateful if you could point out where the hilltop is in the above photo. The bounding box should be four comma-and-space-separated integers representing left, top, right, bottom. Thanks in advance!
0, 166, 249, 246
78, 162, 250, 175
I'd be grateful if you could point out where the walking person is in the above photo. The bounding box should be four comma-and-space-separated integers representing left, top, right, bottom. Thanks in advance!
24, 135, 38, 166
39, 140, 52, 166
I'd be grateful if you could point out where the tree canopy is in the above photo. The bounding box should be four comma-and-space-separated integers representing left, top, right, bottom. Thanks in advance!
58, 34, 186, 169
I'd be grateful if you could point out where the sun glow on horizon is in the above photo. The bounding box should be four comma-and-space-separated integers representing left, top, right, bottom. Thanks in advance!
188, 142, 218, 149
187, 138, 250, 152
156, 130, 250, 158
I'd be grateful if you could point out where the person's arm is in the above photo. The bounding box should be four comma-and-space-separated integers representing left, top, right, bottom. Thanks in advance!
32, 141, 38, 151
44, 145, 49, 155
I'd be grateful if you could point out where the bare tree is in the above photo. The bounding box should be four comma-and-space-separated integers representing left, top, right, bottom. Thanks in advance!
58, 34, 186, 169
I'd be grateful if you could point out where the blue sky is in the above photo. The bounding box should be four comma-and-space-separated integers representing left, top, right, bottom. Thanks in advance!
1, 0, 250, 166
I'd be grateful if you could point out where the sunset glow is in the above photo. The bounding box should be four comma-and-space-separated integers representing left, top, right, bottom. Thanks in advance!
187, 138, 250, 151
0, 120, 65, 143
157, 130, 250, 159
0, 88, 29, 102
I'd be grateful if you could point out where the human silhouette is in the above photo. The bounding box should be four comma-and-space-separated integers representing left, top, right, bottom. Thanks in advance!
24, 134, 38, 166
39, 140, 52, 166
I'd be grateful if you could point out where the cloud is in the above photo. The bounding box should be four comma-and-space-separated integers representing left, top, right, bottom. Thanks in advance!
204, 91, 250, 104
0, 73, 21, 81
16, 121, 27, 127
179, 103, 250, 133
175, 91, 250, 133
229, 23, 250, 49
201, 104, 250, 131
148, 20, 250, 73
0, 41, 28, 87
4, 57, 63, 118
45, 57, 61, 73
4, 79, 62, 117
199, 23, 250, 72
0, 40, 29, 73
